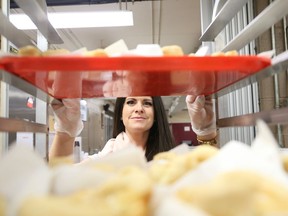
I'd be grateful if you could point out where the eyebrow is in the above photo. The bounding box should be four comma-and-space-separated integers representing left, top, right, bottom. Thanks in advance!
143, 99, 153, 102
126, 97, 152, 101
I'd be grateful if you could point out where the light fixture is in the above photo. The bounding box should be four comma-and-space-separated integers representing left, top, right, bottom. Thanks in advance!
10, 11, 134, 29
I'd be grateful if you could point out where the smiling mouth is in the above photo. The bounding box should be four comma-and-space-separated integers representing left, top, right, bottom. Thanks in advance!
131, 117, 146, 120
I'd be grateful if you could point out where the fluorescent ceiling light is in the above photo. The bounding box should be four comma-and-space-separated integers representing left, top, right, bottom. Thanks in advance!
10, 11, 133, 29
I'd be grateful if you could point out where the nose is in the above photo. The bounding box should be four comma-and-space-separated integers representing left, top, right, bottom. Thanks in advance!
135, 102, 144, 113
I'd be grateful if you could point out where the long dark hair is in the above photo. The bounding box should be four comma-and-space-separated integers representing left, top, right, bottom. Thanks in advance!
112, 96, 176, 161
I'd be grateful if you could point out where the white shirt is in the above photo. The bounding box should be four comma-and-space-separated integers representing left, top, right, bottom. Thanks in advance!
88, 132, 140, 160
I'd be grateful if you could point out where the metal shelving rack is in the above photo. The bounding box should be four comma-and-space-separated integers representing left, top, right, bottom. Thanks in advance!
0, 70, 49, 133
215, 55, 288, 127
0, 0, 63, 156
200, 0, 288, 52
200, 0, 288, 146
1, 0, 288, 146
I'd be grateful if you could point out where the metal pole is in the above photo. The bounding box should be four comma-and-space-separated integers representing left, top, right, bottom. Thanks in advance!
0, 0, 9, 155
270, 0, 283, 147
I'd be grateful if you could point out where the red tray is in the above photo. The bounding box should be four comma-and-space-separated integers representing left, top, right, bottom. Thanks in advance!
0, 56, 271, 98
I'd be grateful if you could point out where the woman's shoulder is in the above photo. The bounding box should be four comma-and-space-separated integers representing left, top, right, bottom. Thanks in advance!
105, 138, 116, 146
87, 138, 116, 160
100, 137, 117, 153
87, 132, 128, 160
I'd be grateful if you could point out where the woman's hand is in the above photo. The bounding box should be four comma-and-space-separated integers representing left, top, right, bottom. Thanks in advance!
51, 99, 84, 137
186, 95, 217, 139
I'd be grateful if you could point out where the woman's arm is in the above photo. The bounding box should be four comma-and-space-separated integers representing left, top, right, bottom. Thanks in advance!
186, 95, 218, 146
49, 132, 75, 158
49, 99, 84, 160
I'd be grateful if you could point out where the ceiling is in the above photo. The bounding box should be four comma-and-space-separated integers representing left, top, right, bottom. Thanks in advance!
10, 0, 141, 8
9, 0, 202, 117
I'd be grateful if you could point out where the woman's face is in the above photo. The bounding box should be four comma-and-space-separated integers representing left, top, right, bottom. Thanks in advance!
122, 96, 155, 133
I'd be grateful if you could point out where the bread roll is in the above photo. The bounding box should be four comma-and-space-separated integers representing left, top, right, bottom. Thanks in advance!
211, 50, 238, 56
149, 145, 218, 184
42, 49, 70, 56
161, 45, 184, 56
177, 170, 288, 216
224, 50, 239, 56
18, 45, 42, 56
19, 166, 152, 216
84, 49, 108, 57
211, 51, 225, 56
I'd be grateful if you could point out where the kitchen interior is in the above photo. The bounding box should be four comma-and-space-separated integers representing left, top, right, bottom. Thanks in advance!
1, 0, 288, 215
1, 0, 288, 158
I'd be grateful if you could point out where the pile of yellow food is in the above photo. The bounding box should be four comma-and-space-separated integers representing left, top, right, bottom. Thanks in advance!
17, 45, 109, 57
149, 145, 218, 184
19, 166, 152, 216
1, 143, 288, 216
18, 44, 187, 57
177, 170, 288, 216
18, 145, 219, 216
17, 44, 239, 57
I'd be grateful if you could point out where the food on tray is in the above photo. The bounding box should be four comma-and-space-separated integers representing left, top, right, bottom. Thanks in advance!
18, 166, 152, 216
84, 49, 108, 57
42, 49, 70, 56
224, 50, 239, 56
176, 170, 288, 216
161, 45, 184, 56
18, 45, 42, 56
17, 45, 70, 57
211, 50, 239, 56
17, 43, 240, 58
16, 45, 108, 57
211, 51, 225, 56
149, 145, 219, 184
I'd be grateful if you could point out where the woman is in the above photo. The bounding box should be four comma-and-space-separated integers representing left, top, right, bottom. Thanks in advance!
110, 96, 175, 161
49, 95, 217, 162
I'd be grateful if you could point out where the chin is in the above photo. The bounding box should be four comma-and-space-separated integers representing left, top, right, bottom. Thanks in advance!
129, 127, 150, 133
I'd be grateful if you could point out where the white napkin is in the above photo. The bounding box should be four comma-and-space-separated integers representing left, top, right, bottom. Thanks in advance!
154, 120, 288, 216
0, 145, 51, 216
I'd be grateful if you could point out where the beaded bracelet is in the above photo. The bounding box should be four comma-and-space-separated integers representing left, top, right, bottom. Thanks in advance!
197, 137, 218, 147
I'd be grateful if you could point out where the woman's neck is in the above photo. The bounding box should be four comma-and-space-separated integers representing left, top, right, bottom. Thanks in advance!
125, 130, 149, 149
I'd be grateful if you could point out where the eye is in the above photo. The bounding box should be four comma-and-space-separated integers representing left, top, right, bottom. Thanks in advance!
143, 101, 153, 107
126, 99, 136, 106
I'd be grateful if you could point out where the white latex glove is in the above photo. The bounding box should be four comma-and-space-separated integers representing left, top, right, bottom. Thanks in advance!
51, 99, 84, 137
186, 95, 216, 137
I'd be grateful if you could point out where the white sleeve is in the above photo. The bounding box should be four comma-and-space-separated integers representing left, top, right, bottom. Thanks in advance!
88, 139, 115, 160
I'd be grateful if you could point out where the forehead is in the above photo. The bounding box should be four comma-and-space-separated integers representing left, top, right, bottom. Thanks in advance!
125, 96, 152, 100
